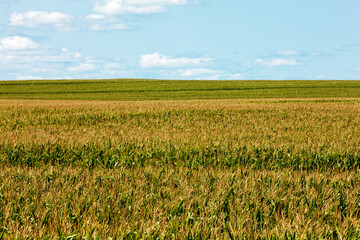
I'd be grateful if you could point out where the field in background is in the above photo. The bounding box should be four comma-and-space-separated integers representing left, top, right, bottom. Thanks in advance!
1, 80, 360, 239
1, 79, 360, 100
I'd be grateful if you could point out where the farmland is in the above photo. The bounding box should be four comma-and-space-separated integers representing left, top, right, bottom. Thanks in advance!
1, 79, 360, 100
0, 80, 360, 239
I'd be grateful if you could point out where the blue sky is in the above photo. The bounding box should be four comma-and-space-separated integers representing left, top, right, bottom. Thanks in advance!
1, 0, 360, 80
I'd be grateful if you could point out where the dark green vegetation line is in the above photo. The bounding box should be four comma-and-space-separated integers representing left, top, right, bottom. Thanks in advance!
1, 143, 360, 171
1, 79, 360, 100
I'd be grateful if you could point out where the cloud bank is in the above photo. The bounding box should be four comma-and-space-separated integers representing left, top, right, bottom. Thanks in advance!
0, 36, 39, 51
140, 52, 212, 68
255, 58, 301, 67
94, 0, 188, 15
10, 11, 74, 30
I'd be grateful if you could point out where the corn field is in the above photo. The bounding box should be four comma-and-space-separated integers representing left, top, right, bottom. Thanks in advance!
0, 98, 359, 239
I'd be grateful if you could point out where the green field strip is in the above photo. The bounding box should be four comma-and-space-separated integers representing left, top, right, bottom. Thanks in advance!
1, 79, 360, 100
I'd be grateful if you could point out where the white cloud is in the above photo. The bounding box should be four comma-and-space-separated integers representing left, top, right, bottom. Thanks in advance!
9, 11, 129, 32
17, 75, 44, 80
316, 75, 326, 80
86, 14, 107, 20
0, 35, 134, 80
94, 0, 188, 15
10, 11, 74, 30
0, 36, 94, 80
128, 0, 187, 4
0, 36, 38, 51
277, 50, 298, 56
67, 63, 97, 72
90, 22, 128, 30
194, 75, 222, 80
0, 49, 82, 64
104, 62, 124, 69
100, 69, 132, 76
177, 69, 245, 80
0, 49, 85, 76
178, 68, 220, 77
140, 52, 212, 68
226, 73, 245, 80
85, 14, 129, 31
255, 58, 301, 67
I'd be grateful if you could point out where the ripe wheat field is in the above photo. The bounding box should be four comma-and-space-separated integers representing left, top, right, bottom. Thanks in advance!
0, 80, 360, 239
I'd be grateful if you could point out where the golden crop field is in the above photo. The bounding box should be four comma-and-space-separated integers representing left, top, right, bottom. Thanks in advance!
0, 98, 360, 239
1, 99, 359, 151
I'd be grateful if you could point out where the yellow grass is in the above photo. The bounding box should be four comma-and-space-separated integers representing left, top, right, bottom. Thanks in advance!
1, 99, 359, 152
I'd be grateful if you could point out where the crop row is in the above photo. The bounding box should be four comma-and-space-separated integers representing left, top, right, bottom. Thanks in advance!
1, 165, 360, 239
1, 143, 359, 171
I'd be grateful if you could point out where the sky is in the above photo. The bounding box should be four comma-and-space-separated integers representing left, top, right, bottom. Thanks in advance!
1, 0, 360, 80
